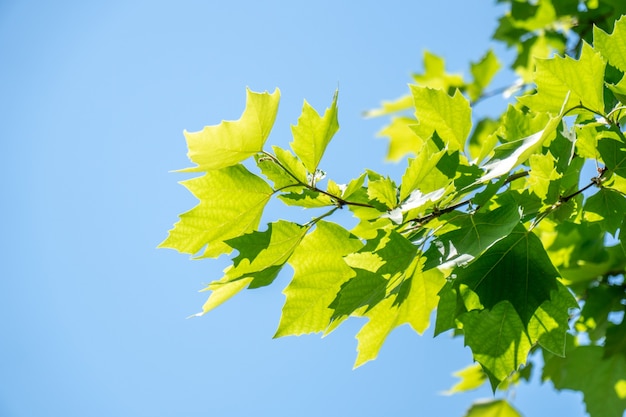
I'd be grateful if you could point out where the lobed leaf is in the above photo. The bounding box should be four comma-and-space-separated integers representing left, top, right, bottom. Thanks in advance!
159, 164, 273, 258
181, 88, 280, 171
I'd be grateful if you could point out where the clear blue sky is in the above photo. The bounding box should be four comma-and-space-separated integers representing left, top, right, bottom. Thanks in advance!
1, 1, 587, 416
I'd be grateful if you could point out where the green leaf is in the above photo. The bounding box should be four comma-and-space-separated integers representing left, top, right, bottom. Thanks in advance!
454, 225, 560, 325
584, 188, 626, 235
519, 42, 605, 114
354, 258, 445, 367
275, 221, 362, 337
399, 140, 446, 202
462, 399, 523, 417
375, 116, 423, 162
412, 50, 465, 91
159, 164, 273, 258
443, 363, 487, 395
278, 188, 334, 208
498, 104, 551, 143
273, 146, 309, 185
479, 115, 561, 183
181, 88, 280, 171
528, 152, 562, 200
225, 220, 308, 288
290, 90, 339, 175
424, 200, 521, 270
594, 15, 626, 72
363, 94, 414, 118
468, 49, 501, 101
543, 344, 626, 417
468, 118, 499, 164
367, 176, 398, 209
598, 135, 626, 178
527, 282, 578, 356
460, 301, 532, 390
410, 86, 472, 151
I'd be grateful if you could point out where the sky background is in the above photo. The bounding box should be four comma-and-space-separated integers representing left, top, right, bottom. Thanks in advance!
1, 1, 588, 416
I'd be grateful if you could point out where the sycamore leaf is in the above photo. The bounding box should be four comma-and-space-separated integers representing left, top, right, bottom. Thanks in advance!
478, 114, 562, 183
468, 49, 501, 101
528, 153, 562, 200
468, 118, 499, 165
544, 344, 626, 417
443, 363, 487, 395
225, 220, 308, 288
399, 140, 446, 202
518, 42, 605, 114
462, 399, 523, 417
375, 116, 424, 162
594, 15, 626, 73
290, 90, 339, 175
181, 88, 280, 171
354, 258, 445, 367
460, 301, 532, 390
498, 104, 551, 143
454, 225, 560, 325
527, 282, 578, 356
598, 136, 626, 178
367, 176, 398, 209
278, 188, 334, 208
410, 86, 472, 151
159, 164, 273, 258
363, 94, 414, 118
412, 50, 465, 90
424, 200, 521, 270
275, 221, 362, 337
583, 188, 626, 235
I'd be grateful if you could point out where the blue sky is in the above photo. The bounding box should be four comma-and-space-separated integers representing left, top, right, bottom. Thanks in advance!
2, 1, 587, 416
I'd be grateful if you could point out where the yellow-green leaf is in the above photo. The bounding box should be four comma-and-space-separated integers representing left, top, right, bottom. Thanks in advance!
182, 88, 280, 171
290, 90, 339, 174
159, 164, 273, 258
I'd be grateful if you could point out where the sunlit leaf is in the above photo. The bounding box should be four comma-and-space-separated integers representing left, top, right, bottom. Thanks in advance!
181, 88, 280, 171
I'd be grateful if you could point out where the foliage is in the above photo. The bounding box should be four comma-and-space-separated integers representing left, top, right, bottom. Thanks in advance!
161, 1, 626, 416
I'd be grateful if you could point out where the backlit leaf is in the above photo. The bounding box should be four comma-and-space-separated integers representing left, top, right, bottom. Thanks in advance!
275, 221, 362, 337
410, 86, 472, 151
290, 90, 339, 175
182, 88, 280, 171
159, 164, 273, 258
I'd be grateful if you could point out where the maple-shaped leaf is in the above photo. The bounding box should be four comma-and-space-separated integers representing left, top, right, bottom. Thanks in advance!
367, 176, 398, 209
410, 86, 472, 151
363, 94, 414, 118
454, 225, 560, 325
528, 153, 562, 201
290, 90, 339, 176
478, 114, 562, 183
543, 343, 626, 417
256, 146, 308, 189
518, 42, 605, 114
497, 104, 551, 143
353, 258, 445, 367
583, 188, 626, 235
375, 116, 424, 162
594, 15, 626, 73
598, 135, 626, 178
460, 301, 532, 390
443, 363, 487, 395
399, 139, 446, 202
462, 399, 523, 417
412, 50, 465, 91
195, 220, 309, 315
181, 88, 280, 171
159, 164, 273, 258
527, 282, 578, 356
468, 49, 501, 101
275, 221, 362, 337
424, 200, 521, 270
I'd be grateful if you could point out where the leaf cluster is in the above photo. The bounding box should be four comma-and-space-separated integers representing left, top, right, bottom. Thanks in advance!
161, 1, 626, 416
